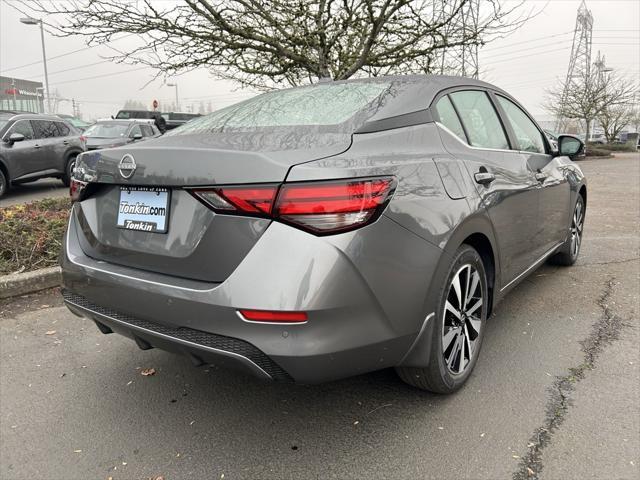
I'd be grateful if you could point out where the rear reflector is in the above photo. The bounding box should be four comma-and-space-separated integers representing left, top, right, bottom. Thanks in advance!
239, 309, 308, 323
189, 176, 396, 235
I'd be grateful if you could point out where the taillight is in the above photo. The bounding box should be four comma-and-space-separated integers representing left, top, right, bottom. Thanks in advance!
189, 176, 396, 235
191, 185, 278, 216
79, 135, 87, 143
275, 178, 396, 233
69, 178, 87, 203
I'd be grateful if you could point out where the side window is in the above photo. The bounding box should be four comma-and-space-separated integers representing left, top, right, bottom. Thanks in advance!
32, 120, 59, 139
449, 91, 509, 150
141, 125, 154, 137
56, 122, 70, 137
8, 120, 35, 140
434, 95, 467, 142
497, 96, 546, 154
129, 125, 142, 137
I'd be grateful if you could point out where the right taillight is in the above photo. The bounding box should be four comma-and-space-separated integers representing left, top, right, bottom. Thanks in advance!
189, 176, 396, 235
275, 177, 396, 234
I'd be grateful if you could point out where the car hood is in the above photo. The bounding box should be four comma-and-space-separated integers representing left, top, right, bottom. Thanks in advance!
75, 130, 352, 185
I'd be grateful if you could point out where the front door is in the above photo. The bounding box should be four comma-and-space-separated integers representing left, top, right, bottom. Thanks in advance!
494, 95, 571, 257
3, 120, 44, 179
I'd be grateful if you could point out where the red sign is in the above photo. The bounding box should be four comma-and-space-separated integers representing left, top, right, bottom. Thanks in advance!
152, 99, 159, 110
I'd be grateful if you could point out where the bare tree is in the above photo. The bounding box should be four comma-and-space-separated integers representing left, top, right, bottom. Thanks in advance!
19, 0, 529, 90
123, 99, 148, 110
546, 69, 636, 143
598, 104, 636, 143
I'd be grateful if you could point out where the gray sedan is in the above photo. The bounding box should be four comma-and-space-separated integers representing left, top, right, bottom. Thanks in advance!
61, 75, 586, 393
83, 119, 161, 151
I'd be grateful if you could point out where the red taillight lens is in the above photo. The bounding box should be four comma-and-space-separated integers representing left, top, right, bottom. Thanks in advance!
79, 135, 87, 143
239, 309, 308, 323
69, 178, 87, 203
191, 185, 278, 215
275, 178, 396, 233
189, 176, 396, 235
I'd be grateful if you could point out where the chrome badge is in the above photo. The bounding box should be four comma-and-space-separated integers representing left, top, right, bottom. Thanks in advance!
118, 154, 137, 179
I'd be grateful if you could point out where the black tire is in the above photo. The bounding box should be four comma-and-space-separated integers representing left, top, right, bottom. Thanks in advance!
550, 194, 585, 266
61, 154, 78, 187
0, 169, 7, 198
397, 245, 489, 393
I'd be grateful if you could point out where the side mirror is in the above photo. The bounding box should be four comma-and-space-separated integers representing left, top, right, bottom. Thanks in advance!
557, 135, 584, 159
6, 132, 26, 145
131, 133, 143, 141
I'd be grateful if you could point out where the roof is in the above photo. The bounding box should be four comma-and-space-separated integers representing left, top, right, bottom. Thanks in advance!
0, 113, 71, 122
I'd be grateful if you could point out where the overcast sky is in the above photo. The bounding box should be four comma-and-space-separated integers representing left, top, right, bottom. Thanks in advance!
0, 0, 638, 120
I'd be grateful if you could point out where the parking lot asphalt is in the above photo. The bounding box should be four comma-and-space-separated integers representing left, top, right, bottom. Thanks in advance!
1, 153, 638, 480
0, 179, 68, 208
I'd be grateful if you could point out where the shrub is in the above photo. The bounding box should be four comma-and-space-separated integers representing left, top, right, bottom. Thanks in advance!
584, 147, 612, 157
0, 198, 71, 275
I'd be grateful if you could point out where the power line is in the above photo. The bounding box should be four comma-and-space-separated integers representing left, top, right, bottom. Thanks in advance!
48, 66, 152, 86
0, 33, 136, 73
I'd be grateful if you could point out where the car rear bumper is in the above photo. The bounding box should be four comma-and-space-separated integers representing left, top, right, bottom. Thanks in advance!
61, 206, 442, 383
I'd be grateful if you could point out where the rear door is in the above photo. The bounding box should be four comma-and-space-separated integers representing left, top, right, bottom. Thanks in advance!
494, 94, 570, 257
434, 89, 540, 286
31, 120, 62, 172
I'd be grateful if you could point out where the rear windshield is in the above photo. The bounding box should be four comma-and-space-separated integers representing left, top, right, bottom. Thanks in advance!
167, 82, 391, 134
84, 123, 129, 138
116, 111, 150, 120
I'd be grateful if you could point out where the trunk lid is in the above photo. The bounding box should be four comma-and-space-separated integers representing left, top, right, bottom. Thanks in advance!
73, 131, 351, 282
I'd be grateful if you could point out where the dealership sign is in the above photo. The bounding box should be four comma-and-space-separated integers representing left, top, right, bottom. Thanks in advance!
4, 88, 42, 96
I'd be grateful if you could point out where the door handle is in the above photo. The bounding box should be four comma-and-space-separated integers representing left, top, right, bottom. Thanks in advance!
34, 144, 41, 149
535, 172, 548, 182
474, 170, 495, 185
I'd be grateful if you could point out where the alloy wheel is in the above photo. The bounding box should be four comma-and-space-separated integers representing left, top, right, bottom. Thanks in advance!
570, 198, 584, 258
442, 264, 484, 375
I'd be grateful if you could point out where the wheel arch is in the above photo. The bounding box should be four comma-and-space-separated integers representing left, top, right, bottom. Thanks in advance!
399, 212, 500, 368
0, 157, 9, 182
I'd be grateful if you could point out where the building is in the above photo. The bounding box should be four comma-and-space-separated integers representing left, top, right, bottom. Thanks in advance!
0, 76, 45, 113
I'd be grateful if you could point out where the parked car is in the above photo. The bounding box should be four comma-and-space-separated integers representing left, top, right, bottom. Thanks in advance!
162, 112, 202, 130
82, 119, 161, 151
114, 109, 167, 133
61, 75, 586, 393
0, 113, 85, 197
57, 114, 93, 132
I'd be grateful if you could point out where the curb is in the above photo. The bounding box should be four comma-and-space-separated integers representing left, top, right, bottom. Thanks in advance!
0, 266, 61, 299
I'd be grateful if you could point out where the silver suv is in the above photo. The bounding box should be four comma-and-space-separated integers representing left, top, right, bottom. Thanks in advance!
0, 113, 86, 197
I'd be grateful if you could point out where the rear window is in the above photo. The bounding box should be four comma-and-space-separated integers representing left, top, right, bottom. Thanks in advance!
167, 82, 391, 134
84, 123, 129, 138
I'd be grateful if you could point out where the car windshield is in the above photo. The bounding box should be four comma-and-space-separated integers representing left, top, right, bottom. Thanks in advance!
0, 119, 9, 131
167, 82, 391, 135
68, 118, 90, 128
84, 123, 129, 138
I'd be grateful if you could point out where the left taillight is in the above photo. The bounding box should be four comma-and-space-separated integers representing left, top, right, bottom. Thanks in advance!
189, 176, 396, 235
69, 178, 87, 203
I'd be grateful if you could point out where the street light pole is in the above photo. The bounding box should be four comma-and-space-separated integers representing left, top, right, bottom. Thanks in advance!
20, 17, 51, 114
166, 82, 179, 111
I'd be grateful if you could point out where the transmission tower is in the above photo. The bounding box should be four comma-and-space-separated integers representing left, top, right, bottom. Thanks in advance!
556, 0, 593, 131
433, 0, 480, 78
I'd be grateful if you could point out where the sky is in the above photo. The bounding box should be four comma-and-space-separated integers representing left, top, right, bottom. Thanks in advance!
0, 0, 638, 120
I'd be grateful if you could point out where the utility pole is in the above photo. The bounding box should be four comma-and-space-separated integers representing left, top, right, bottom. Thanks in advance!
19, 17, 51, 114
556, 0, 593, 132
433, 0, 480, 78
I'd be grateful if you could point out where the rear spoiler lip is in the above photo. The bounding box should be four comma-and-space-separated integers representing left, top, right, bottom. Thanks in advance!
355, 108, 433, 134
